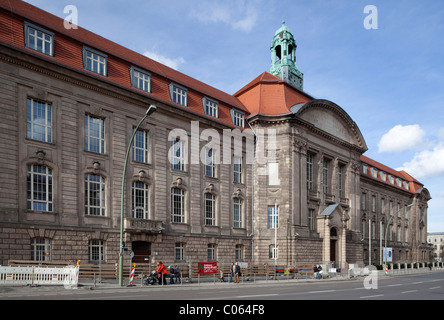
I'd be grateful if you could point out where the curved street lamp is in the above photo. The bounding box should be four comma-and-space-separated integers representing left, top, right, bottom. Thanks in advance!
119, 105, 157, 286
384, 203, 414, 274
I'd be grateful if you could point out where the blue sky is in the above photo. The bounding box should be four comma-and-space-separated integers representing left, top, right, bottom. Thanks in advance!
25, 0, 444, 231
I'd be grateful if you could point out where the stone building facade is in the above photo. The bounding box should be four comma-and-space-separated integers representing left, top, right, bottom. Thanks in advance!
0, 1, 432, 268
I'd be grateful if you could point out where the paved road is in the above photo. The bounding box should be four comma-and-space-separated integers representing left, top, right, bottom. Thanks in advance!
1, 271, 444, 301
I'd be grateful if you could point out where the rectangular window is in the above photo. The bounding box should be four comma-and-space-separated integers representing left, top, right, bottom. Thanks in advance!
24, 22, 54, 56
204, 148, 215, 177
175, 243, 185, 261
83, 47, 107, 76
231, 109, 245, 128
203, 97, 218, 118
268, 205, 279, 229
85, 115, 105, 154
233, 157, 242, 183
85, 174, 105, 216
207, 244, 216, 261
170, 139, 185, 171
235, 245, 243, 261
27, 165, 53, 212
338, 164, 344, 197
233, 198, 242, 228
130, 66, 151, 92
205, 193, 216, 226
323, 159, 329, 194
169, 83, 187, 106
171, 188, 185, 223
269, 244, 278, 259
361, 192, 366, 211
132, 182, 149, 219
132, 129, 149, 163
306, 153, 313, 190
31, 238, 51, 261
308, 209, 315, 231
27, 98, 52, 143
372, 195, 376, 212
88, 240, 104, 262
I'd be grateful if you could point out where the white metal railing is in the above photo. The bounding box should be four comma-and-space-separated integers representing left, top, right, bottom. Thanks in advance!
0, 264, 79, 287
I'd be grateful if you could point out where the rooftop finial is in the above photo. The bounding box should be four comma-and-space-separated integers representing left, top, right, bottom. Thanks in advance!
282, 19, 285, 26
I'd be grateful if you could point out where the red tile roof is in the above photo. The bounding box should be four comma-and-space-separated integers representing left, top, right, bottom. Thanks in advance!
0, 0, 248, 128
234, 72, 313, 116
360, 155, 424, 194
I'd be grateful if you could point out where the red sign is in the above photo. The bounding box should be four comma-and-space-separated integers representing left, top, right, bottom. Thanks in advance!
197, 262, 217, 274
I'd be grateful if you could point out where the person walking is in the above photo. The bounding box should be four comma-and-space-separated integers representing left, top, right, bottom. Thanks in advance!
234, 262, 241, 283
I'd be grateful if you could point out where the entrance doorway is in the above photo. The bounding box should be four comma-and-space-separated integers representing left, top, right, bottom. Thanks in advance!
132, 241, 151, 263
330, 227, 338, 266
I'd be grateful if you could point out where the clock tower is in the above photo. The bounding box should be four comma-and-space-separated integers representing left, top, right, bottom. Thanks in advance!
270, 20, 304, 91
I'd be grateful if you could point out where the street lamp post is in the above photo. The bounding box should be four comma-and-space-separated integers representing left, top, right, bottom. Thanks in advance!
119, 105, 157, 287
384, 203, 414, 275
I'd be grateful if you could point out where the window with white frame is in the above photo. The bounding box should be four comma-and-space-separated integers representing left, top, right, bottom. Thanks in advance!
132, 181, 149, 219
231, 109, 245, 128
130, 66, 151, 92
85, 115, 105, 154
171, 188, 185, 223
84, 174, 105, 216
235, 245, 243, 261
268, 205, 279, 229
269, 244, 278, 259
207, 243, 216, 261
306, 153, 313, 190
27, 164, 53, 212
27, 98, 52, 143
88, 239, 104, 262
31, 238, 51, 261
24, 22, 54, 56
169, 84, 187, 106
170, 139, 185, 171
233, 156, 242, 183
203, 97, 218, 118
323, 159, 330, 194
175, 243, 185, 261
204, 148, 215, 178
233, 197, 243, 228
132, 129, 149, 163
205, 193, 216, 226
83, 47, 107, 76
308, 209, 315, 231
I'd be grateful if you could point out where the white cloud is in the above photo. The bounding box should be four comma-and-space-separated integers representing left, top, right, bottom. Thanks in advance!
143, 51, 185, 70
377, 124, 425, 153
397, 144, 444, 179
188, 0, 258, 32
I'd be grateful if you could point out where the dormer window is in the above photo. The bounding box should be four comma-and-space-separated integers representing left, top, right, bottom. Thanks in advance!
83, 47, 107, 76
169, 83, 187, 107
130, 66, 151, 93
203, 97, 218, 118
24, 22, 54, 56
231, 109, 245, 128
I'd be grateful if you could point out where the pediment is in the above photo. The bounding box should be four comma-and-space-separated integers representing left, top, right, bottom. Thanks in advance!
293, 99, 367, 151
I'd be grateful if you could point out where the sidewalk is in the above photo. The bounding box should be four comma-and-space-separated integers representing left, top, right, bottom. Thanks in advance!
2, 268, 443, 295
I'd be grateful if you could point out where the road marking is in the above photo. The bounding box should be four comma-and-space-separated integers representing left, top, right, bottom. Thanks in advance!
236, 294, 278, 298
402, 290, 418, 294
387, 284, 402, 287
308, 290, 336, 294
360, 294, 383, 299
412, 281, 423, 284
429, 286, 441, 290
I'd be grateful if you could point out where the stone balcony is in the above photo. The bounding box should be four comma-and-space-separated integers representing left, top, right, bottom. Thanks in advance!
124, 218, 164, 234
